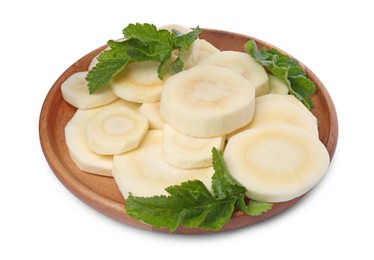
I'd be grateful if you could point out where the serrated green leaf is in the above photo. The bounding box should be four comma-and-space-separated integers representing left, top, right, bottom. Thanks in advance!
87, 23, 201, 92
244, 39, 316, 109
172, 26, 202, 50
86, 43, 131, 94
236, 196, 273, 216
168, 57, 184, 75
212, 148, 246, 199
122, 23, 173, 44
125, 180, 237, 232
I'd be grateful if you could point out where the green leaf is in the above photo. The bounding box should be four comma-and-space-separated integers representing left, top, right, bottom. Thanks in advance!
236, 196, 273, 216
172, 26, 202, 50
86, 23, 201, 93
168, 57, 184, 75
125, 180, 237, 232
86, 42, 131, 94
212, 148, 246, 199
123, 23, 173, 45
244, 40, 270, 62
244, 39, 316, 109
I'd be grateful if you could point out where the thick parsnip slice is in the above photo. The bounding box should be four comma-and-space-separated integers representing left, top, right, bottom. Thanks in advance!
160, 65, 255, 138
110, 61, 166, 103
163, 124, 225, 169
86, 106, 149, 155
138, 102, 164, 130
229, 96, 318, 138
64, 99, 140, 176
112, 130, 214, 199
268, 74, 289, 95
61, 71, 117, 109
198, 51, 269, 96
256, 93, 318, 124
195, 39, 220, 63
224, 125, 330, 202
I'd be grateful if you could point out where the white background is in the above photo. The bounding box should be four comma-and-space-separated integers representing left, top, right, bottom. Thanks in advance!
1, 0, 373, 259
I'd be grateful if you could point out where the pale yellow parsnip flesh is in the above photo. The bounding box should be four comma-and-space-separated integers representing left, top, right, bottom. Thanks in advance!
86, 106, 149, 155
112, 130, 214, 199
64, 99, 141, 176
163, 124, 225, 169
224, 125, 330, 203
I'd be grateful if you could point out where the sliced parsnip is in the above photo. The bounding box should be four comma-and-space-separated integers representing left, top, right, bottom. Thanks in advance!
110, 61, 167, 103
86, 106, 149, 155
256, 93, 318, 124
61, 71, 117, 109
224, 125, 330, 202
163, 124, 225, 169
198, 51, 269, 96
138, 102, 164, 130
268, 74, 289, 95
112, 130, 214, 199
64, 99, 140, 176
195, 39, 220, 63
160, 65, 255, 138
228, 96, 318, 139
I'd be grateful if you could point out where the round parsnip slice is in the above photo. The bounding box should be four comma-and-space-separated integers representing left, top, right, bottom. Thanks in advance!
224, 125, 330, 202
139, 102, 164, 130
112, 130, 214, 199
163, 124, 225, 169
160, 65, 255, 138
268, 74, 289, 95
61, 71, 117, 109
110, 61, 167, 103
64, 99, 140, 176
256, 93, 317, 124
86, 106, 149, 155
228, 96, 318, 139
198, 51, 269, 96
195, 39, 220, 63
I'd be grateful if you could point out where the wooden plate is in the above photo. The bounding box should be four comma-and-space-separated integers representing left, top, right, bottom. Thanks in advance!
39, 29, 338, 234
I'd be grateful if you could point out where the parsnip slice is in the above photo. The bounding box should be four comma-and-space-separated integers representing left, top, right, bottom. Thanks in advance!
163, 124, 225, 169
112, 130, 214, 199
139, 102, 164, 130
198, 51, 269, 96
160, 65, 255, 138
64, 99, 140, 176
61, 71, 117, 109
86, 106, 149, 155
224, 125, 330, 202
110, 61, 166, 103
